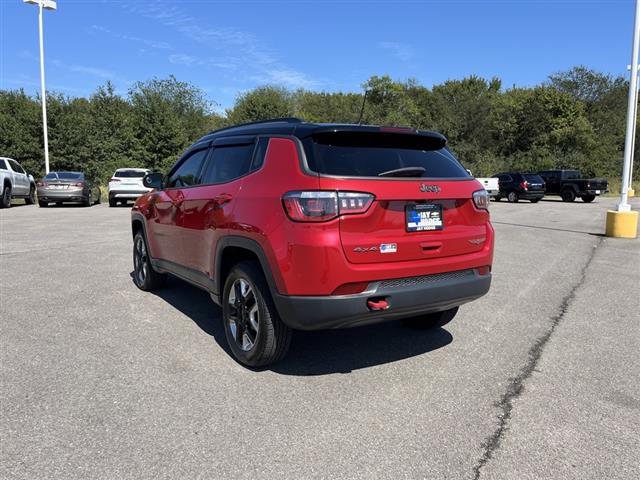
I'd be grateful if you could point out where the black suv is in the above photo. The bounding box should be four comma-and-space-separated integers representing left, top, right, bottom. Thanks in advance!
494, 172, 545, 203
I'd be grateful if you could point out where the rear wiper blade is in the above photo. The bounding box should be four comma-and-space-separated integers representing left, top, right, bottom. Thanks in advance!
378, 167, 426, 178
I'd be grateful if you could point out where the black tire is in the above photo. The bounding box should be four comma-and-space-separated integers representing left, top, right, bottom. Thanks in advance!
507, 191, 519, 203
26, 185, 36, 205
38, 200, 48, 208
561, 189, 576, 202
494, 195, 501, 202
1, 185, 11, 208
530, 198, 541, 203
581, 194, 596, 203
132, 231, 167, 291
83, 192, 92, 207
109, 196, 117, 207
401, 307, 459, 329
222, 261, 292, 367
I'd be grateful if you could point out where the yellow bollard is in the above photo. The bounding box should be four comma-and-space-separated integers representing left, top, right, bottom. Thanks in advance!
605, 210, 639, 238
628, 188, 635, 197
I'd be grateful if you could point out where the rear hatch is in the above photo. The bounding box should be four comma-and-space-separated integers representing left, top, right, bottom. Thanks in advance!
111, 170, 148, 189
304, 130, 489, 264
523, 174, 545, 192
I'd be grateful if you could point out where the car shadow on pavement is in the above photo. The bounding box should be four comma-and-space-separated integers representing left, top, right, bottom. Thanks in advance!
145, 275, 454, 376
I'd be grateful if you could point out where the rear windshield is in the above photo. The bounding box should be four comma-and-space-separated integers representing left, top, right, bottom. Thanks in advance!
114, 170, 147, 178
303, 132, 470, 179
523, 174, 544, 183
45, 172, 83, 180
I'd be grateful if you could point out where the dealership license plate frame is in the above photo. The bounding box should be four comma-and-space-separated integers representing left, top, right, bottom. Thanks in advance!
405, 203, 444, 232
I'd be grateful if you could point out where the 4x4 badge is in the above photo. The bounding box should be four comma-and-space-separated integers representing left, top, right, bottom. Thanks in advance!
419, 184, 441, 193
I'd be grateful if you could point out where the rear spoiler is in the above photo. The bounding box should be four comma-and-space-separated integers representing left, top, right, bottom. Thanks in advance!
299, 125, 447, 151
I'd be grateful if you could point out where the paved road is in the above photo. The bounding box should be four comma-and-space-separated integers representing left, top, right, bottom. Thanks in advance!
1, 197, 638, 479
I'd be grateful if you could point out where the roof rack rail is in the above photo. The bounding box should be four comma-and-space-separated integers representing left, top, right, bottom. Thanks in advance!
209, 117, 303, 135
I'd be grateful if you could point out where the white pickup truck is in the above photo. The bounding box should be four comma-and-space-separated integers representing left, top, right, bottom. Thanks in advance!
0, 157, 36, 208
466, 169, 499, 198
476, 177, 499, 198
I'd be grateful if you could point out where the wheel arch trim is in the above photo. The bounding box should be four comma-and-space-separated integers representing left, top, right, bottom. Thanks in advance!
214, 236, 280, 303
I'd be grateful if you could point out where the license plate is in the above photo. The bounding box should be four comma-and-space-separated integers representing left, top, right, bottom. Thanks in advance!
406, 204, 443, 232
596, 190, 601, 194
50, 185, 66, 189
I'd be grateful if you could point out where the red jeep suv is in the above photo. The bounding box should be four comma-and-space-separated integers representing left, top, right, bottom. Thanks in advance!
131, 118, 494, 367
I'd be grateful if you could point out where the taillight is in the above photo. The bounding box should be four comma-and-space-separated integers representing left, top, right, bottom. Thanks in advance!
110, 178, 121, 183
37, 181, 47, 187
519, 180, 529, 191
472, 190, 489, 210
338, 192, 374, 214
282, 191, 374, 222
75, 182, 85, 187
587, 182, 591, 188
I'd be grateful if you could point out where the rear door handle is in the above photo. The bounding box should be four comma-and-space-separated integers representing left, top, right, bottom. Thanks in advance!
213, 193, 233, 205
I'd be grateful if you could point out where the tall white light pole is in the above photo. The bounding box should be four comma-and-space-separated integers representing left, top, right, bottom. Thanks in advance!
628, 64, 639, 192
618, 0, 640, 211
24, 0, 57, 175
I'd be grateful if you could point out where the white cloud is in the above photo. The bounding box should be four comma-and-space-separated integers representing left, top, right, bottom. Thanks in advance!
251, 69, 320, 89
123, 1, 319, 88
378, 41, 415, 62
168, 54, 198, 66
90, 25, 171, 50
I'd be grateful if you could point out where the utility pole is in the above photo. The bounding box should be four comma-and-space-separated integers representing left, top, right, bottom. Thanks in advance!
24, 0, 57, 174
606, 0, 640, 238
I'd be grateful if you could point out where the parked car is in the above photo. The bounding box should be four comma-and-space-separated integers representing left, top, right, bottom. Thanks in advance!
108, 168, 152, 207
36, 171, 101, 207
130, 118, 494, 367
466, 170, 499, 198
476, 177, 500, 198
537, 169, 608, 202
494, 172, 546, 203
0, 157, 36, 208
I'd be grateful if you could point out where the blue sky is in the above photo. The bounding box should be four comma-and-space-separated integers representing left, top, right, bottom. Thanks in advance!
0, 0, 637, 111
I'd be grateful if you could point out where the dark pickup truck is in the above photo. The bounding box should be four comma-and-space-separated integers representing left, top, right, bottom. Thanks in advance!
537, 169, 608, 203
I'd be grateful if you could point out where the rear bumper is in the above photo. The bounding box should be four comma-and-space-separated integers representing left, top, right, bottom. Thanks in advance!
37, 188, 86, 202
109, 189, 149, 199
273, 269, 491, 330
519, 191, 544, 200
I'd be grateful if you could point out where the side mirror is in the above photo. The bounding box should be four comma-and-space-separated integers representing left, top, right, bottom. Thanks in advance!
143, 172, 164, 190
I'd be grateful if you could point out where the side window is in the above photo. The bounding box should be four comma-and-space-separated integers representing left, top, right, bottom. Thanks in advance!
251, 137, 269, 172
166, 149, 209, 188
9, 160, 25, 174
200, 144, 254, 184
0, 159, 7, 170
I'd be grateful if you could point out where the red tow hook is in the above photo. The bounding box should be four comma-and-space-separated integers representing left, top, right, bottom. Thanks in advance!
367, 298, 390, 311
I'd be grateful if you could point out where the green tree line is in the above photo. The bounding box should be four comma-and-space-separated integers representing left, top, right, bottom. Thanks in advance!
0, 67, 637, 184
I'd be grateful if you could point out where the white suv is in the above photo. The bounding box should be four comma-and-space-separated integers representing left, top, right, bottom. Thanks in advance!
1, 157, 36, 208
108, 168, 151, 207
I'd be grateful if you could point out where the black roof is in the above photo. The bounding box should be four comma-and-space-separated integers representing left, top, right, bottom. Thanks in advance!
195, 117, 447, 145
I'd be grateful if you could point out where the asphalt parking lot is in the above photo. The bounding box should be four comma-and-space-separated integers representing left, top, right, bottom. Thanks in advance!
1, 197, 639, 480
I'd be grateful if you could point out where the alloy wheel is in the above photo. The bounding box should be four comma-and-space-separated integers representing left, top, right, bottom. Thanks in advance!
133, 236, 148, 285
227, 278, 260, 351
